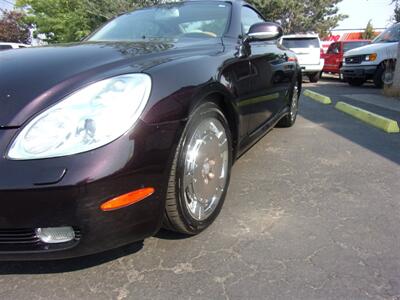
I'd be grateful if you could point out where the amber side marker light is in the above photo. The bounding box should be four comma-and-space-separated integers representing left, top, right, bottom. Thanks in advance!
101, 188, 155, 212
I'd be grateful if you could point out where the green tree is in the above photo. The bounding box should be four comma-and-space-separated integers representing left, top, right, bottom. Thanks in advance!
0, 9, 31, 44
392, 0, 400, 22
16, 0, 158, 43
16, 0, 91, 43
248, 0, 347, 37
362, 20, 374, 40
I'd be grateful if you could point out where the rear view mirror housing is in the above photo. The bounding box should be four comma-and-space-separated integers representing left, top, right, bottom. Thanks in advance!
246, 22, 283, 42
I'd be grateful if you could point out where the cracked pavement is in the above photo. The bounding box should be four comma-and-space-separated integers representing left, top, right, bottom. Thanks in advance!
0, 79, 399, 300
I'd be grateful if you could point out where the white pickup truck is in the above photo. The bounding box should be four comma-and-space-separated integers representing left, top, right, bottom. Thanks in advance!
341, 23, 399, 88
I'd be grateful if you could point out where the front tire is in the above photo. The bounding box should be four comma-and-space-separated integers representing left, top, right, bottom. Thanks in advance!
308, 72, 320, 83
348, 78, 365, 86
373, 64, 385, 88
163, 102, 232, 235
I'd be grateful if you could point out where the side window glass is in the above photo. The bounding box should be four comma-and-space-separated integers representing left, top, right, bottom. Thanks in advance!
327, 43, 340, 54
241, 6, 265, 34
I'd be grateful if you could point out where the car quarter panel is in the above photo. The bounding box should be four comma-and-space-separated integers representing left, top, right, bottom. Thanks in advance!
141, 42, 251, 146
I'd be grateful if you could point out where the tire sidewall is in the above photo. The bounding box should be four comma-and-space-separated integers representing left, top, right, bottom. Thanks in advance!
175, 102, 233, 234
308, 72, 320, 83
348, 78, 364, 86
278, 81, 299, 128
374, 64, 385, 88
290, 81, 300, 125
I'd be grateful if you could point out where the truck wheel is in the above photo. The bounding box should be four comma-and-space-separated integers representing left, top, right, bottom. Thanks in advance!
373, 64, 385, 88
348, 78, 365, 87
308, 72, 320, 83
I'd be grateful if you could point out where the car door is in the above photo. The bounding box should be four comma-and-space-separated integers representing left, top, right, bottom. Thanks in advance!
324, 42, 341, 72
240, 6, 292, 135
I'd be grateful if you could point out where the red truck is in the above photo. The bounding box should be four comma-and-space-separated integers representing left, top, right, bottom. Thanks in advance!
323, 40, 370, 79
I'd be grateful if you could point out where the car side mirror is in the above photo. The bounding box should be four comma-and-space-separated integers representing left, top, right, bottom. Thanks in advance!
246, 22, 283, 42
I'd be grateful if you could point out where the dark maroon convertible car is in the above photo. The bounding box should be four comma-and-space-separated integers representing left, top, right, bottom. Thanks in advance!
0, 0, 301, 260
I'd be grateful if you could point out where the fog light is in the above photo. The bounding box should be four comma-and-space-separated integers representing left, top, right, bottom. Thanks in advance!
35, 227, 75, 244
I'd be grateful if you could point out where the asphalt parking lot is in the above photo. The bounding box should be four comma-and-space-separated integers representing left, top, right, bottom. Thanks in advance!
0, 78, 399, 300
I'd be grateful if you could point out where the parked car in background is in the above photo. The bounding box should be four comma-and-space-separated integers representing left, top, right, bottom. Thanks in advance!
0, 1, 302, 260
280, 33, 324, 83
341, 22, 399, 88
0, 42, 31, 51
323, 40, 370, 79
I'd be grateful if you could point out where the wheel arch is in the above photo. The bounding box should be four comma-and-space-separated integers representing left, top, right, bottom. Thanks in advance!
190, 85, 240, 161
380, 58, 397, 68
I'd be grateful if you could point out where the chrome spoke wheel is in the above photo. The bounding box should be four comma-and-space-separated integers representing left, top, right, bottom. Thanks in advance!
183, 118, 229, 221
290, 84, 299, 122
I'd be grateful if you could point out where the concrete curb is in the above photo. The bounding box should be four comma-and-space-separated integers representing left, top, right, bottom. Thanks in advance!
335, 101, 400, 133
303, 89, 332, 105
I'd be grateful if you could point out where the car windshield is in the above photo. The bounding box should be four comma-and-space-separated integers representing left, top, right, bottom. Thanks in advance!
373, 23, 400, 43
89, 2, 231, 42
343, 41, 370, 52
282, 38, 320, 49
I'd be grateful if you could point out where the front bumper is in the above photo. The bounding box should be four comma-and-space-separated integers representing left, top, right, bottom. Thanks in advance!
0, 120, 184, 260
340, 65, 378, 80
300, 59, 324, 74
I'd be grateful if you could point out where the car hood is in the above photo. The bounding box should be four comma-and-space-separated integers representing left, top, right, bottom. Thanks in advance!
0, 40, 220, 127
344, 42, 397, 56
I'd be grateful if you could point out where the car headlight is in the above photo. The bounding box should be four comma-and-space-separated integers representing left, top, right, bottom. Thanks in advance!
365, 53, 377, 61
8, 74, 152, 160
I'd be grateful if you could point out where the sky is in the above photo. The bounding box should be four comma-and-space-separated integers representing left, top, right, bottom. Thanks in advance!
0, 0, 13, 11
0, 0, 397, 30
337, 0, 395, 29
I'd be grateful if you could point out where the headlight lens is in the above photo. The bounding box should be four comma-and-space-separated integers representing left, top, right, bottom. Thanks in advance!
365, 53, 377, 61
8, 74, 151, 160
